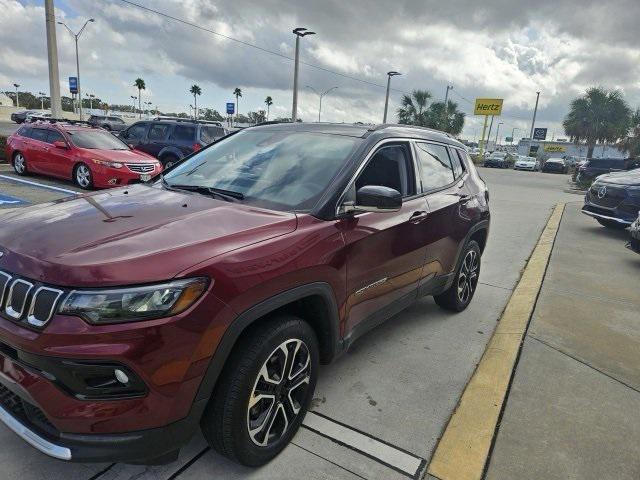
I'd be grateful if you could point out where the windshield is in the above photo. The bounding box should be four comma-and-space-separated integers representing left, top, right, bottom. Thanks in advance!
164, 129, 361, 211
67, 130, 130, 150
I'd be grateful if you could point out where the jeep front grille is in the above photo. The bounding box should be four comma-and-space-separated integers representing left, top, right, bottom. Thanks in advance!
0, 270, 64, 328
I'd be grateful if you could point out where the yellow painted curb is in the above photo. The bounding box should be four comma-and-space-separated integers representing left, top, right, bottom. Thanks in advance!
427, 203, 565, 480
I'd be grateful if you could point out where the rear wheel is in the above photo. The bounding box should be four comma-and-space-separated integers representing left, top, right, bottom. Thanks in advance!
201, 315, 318, 466
596, 218, 627, 230
161, 154, 179, 169
12, 152, 27, 175
74, 163, 94, 190
435, 240, 481, 312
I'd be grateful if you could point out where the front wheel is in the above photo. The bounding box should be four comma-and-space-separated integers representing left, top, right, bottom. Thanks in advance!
74, 163, 94, 190
435, 240, 481, 312
201, 315, 319, 466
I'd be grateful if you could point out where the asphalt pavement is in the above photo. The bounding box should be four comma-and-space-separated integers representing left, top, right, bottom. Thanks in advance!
0, 168, 581, 479
0, 121, 19, 137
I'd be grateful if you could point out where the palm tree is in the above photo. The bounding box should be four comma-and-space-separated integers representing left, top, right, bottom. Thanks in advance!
190, 84, 202, 119
563, 87, 632, 158
425, 100, 466, 135
234, 88, 242, 125
265, 96, 273, 121
619, 108, 640, 157
134, 78, 145, 118
397, 90, 432, 126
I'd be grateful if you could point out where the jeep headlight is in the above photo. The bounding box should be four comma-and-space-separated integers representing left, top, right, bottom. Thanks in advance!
59, 277, 208, 324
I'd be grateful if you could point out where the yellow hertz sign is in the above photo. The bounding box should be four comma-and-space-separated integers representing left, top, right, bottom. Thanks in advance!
544, 144, 566, 152
474, 98, 503, 116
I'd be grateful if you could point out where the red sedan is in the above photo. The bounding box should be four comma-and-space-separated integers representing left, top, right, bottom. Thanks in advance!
5, 121, 163, 189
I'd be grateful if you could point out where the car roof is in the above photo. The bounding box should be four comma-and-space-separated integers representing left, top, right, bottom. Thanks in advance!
245, 122, 464, 147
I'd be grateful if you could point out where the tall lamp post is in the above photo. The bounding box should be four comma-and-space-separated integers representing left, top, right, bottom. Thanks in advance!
58, 18, 95, 121
511, 127, 520, 145
130, 95, 137, 114
529, 91, 540, 139
38, 91, 47, 110
13, 83, 20, 108
86, 93, 95, 113
291, 27, 315, 123
305, 85, 338, 122
383, 71, 401, 123
495, 122, 504, 147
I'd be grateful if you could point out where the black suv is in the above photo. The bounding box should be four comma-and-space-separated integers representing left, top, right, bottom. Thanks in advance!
576, 157, 640, 186
582, 168, 640, 228
119, 119, 229, 167
87, 115, 127, 132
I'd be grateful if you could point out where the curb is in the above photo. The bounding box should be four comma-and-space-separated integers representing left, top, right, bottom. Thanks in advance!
427, 203, 565, 480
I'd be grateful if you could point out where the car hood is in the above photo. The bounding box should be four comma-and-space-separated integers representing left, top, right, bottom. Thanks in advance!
0, 185, 297, 286
79, 148, 157, 163
598, 169, 640, 186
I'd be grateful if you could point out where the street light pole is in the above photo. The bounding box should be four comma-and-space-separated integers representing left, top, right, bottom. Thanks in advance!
511, 127, 520, 145
383, 71, 401, 123
529, 91, 540, 139
39, 92, 47, 110
58, 18, 95, 121
131, 96, 137, 113
291, 27, 315, 123
495, 122, 504, 147
443, 84, 453, 127
305, 85, 338, 122
13, 83, 20, 108
44, 0, 62, 117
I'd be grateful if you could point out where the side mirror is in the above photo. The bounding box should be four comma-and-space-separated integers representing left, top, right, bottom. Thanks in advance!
53, 141, 68, 149
342, 185, 402, 214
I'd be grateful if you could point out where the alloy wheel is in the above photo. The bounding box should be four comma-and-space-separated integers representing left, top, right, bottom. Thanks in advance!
14, 154, 25, 174
76, 165, 91, 188
247, 339, 311, 447
457, 249, 479, 304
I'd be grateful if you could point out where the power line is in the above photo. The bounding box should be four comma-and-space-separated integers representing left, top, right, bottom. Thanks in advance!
112, 0, 407, 94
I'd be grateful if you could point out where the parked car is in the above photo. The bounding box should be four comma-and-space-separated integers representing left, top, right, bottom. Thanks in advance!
513, 155, 539, 171
483, 151, 511, 168
26, 111, 52, 122
87, 115, 127, 132
627, 213, 640, 254
582, 168, 640, 228
11, 110, 39, 124
575, 157, 640, 185
0, 123, 489, 466
5, 120, 162, 189
118, 119, 229, 168
542, 157, 567, 173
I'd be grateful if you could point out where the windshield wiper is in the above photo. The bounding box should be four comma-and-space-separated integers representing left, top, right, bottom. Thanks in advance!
166, 184, 244, 201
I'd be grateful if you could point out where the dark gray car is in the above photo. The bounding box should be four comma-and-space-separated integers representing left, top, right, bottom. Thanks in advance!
87, 115, 127, 132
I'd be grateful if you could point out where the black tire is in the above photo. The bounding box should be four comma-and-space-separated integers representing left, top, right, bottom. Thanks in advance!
12, 151, 28, 176
73, 163, 94, 190
434, 240, 481, 312
161, 154, 179, 169
596, 218, 627, 230
201, 315, 319, 466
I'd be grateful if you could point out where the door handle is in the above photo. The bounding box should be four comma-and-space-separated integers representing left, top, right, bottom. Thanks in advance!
410, 210, 429, 223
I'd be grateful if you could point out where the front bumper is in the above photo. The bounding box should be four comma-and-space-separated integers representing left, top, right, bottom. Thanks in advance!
91, 164, 162, 188
582, 187, 640, 225
514, 164, 536, 171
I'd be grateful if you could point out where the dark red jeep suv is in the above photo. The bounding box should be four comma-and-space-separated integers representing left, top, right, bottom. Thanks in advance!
0, 123, 489, 466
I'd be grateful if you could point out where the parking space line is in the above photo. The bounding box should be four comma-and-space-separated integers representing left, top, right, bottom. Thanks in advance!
0, 174, 79, 195
302, 411, 426, 479
427, 203, 565, 480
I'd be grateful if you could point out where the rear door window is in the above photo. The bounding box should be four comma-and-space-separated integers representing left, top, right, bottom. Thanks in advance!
148, 124, 171, 140
170, 125, 196, 142
415, 142, 455, 191
30, 128, 49, 143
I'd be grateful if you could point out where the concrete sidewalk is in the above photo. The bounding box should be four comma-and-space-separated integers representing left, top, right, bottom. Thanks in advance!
486, 203, 640, 480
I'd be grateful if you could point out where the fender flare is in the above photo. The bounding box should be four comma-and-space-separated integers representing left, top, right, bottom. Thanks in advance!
158, 146, 184, 162
193, 282, 341, 403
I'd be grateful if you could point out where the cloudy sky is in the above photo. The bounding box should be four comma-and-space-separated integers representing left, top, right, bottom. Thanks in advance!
2, 0, 640, 141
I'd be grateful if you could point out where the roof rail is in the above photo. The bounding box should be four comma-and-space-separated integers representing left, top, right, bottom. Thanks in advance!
373, 123, 454, 138
150, 116, 225, 126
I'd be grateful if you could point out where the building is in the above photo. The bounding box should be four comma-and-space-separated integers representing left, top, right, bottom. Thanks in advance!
0, 93, 13, 107
517, 139, 626, 160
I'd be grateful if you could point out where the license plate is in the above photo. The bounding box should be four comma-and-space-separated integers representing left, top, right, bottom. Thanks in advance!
140, 174, 152, 182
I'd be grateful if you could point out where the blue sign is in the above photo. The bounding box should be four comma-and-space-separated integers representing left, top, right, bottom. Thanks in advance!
0, 193, 29, 207
69, 76, 78, 94
226, 102, 235, 115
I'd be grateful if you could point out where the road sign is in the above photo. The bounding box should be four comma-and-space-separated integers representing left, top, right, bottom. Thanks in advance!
226, 102, 235, 115
533, 128, 547, 140
0, 193, 29, 207
69, 77, 78, 94
474, 98, 503, 116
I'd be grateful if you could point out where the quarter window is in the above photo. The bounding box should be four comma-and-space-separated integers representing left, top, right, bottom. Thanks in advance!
451, 149, 466, 179
415, 142, 454, 191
